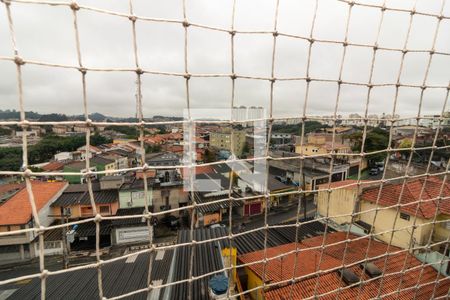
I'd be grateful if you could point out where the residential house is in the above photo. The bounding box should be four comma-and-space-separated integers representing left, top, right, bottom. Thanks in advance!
237, 173, 295, 208
100, 153, 128, 171
238, 231, 450, 300
54, 151, 73, 162
0, 181, 67, 262
119, 176, 188, 219
110, 207, 152, 245
359, 177, 450, 251
118, 178, 153, 209
77, 145, 102, 160
191, 173, 244, 227
270, 151, 350, 188
316, 178, 450, 252
63, 160, 97, 184
99, 175, 125, 190
50, 182, 119, 219
295, 132, 352, 160
63, 156, 116, 183
146, 152, 180, 167
271, 133, 292, 145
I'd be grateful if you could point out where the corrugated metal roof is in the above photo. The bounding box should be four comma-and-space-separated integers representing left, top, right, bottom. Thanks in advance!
193, 191, 244, 214
51, 189, 118, 207
10, 250, 173, 300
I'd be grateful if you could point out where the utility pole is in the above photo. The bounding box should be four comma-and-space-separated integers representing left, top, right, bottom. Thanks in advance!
302, 172, 307, 220
49, 209, 70, 269
60, 207, 69, 269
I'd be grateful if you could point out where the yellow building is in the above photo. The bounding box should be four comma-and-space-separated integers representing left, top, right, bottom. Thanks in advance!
295, 133, 351, 158
237, 231, 450, 299
316, 178, 450, 250
209, 128, 246, 156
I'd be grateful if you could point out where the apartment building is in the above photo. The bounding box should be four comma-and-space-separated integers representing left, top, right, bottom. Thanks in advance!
209, 128, 246, 156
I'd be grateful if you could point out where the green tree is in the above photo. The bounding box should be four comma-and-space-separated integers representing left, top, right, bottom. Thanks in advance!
350, 128, 389, 165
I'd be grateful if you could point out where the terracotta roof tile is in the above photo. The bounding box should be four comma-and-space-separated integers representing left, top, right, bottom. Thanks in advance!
42, 161, 65, 172
238, 232, 450, 299
361, 178, 450, 219
0, 181, 67, 225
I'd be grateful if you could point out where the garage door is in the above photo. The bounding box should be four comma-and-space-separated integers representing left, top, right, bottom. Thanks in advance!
250, 203, 261, 215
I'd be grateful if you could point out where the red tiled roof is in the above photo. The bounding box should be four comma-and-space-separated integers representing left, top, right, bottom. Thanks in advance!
0, 182, 25, 196
42, 161, 65, 172
0, 181, 67, 225
361, 178, 450, 219
181, 165, 215, 178
238, 232, 450, 299
135, 170, 157, 179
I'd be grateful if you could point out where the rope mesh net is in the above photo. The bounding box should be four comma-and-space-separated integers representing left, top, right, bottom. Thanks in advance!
0, 0, 449, 299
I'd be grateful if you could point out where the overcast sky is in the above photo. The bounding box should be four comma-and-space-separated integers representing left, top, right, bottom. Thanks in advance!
0, 0, 449, 119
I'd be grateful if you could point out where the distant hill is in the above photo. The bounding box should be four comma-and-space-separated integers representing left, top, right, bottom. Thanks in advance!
0, 109, 181, 122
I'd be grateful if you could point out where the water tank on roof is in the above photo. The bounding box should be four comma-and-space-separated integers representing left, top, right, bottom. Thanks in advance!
208, 274, 228, 298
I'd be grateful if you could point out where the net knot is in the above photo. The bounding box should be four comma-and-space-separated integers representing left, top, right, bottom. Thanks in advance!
78, 67, 87, 74
272, 31, 278, 37
182, 20, 190, 28
128, 15, 137, 22
136, 68, 144, 75
70, 2, 80, 11
14, 56, 25, 66
230, 73, 237, 80
95, 213, 103, 222
23, 168, 33, 178
184, 73, 191, 80
40, 269, 49, 279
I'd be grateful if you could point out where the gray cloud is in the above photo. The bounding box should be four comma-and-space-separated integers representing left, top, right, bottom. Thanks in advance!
0, 0, 449, 119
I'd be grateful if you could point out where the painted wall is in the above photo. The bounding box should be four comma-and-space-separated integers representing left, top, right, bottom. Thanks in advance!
152, 186, 188, 216
316, 187, 358, 225
244, 267, 264, 300
433, 215, 450, 243
112, 226, 151, 245
51, 201, 118, 219
359, 201, 429, 249
119, 189, 153, 209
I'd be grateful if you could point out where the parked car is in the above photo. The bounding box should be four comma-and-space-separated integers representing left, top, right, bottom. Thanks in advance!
160, 215, 180, 229
369, 168, 379, 176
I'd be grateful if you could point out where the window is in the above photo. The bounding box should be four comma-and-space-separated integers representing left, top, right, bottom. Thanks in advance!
63, 207, 72, 216
441, 221, 450, 230
100, 206, 110, 215
400, 212, 410, 221
45, 241, 61, 249
160, 205, 171, 211
81, 206, 93, 216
